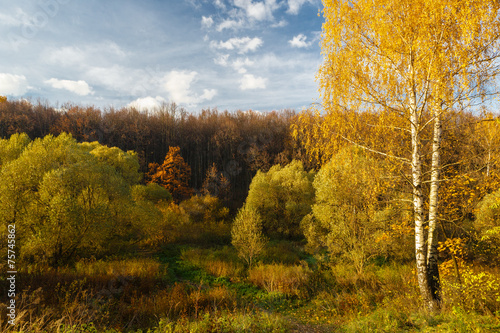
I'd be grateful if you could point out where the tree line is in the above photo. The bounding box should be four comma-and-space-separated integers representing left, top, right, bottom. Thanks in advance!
0, 99, 308, 208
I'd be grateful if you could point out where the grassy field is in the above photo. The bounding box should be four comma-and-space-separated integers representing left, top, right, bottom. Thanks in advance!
1, 238, 499, 333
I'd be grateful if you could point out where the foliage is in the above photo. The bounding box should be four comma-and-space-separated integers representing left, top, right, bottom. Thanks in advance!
302, 148, 394, 274
0, 132, 31, 166
131, 182, 172, 204
147, 146, 193, 203
299, 0, 500, 312
0, 133, 161, 266
475, 187, 500, 263
441, 264, 500, 315
231, 205, 267, 267
179, 194, 229, 224
245, 160, 315, 238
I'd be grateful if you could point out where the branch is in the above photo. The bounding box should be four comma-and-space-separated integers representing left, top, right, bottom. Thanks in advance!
339, 134, 411, 163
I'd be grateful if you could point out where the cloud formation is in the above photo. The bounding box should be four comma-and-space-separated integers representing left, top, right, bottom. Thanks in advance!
128, 96, 166, 111
233, 0, 280, 21
289, 34, 311, 48
45, 78, 93, 96
201, 16, 213, 28
240, 74, 267, 90
287, 0, 313, 15
0, 73, 28, 96
163, 70, 217, 104
210, 37, 263, 54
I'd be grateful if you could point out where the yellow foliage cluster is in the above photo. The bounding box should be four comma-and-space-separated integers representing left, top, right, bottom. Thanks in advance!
441, 263, 500, 314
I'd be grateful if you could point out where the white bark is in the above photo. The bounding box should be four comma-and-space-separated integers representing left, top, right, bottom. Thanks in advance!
427, 109, 442, 307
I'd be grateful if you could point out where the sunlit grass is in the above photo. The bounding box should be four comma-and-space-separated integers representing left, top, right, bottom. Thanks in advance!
2, 244, 500, 332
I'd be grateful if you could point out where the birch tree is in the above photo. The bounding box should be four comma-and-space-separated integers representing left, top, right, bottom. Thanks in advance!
298, 0, 500, 311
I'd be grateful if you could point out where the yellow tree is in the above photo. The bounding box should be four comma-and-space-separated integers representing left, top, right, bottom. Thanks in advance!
0, 96, 6, 103
302, 0, 500, 311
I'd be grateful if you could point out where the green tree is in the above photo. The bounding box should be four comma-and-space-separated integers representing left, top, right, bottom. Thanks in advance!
245, 160, 315, 238
475, 188, 500, 264
231, 205, 267, 267
0, 133, 161, 266
0, 132, 31, 166
302, 148, 393, 274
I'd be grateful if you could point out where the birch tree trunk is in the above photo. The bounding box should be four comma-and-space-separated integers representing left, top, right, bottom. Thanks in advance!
410, 103, 432, 312
427, 109, 442, 308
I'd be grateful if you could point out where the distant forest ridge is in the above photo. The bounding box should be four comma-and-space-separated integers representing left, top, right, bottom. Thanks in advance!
0, 98, 311, 207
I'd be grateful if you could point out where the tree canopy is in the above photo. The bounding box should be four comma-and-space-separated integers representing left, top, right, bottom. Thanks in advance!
296, 0, 500, 312
0, 133, 163, 266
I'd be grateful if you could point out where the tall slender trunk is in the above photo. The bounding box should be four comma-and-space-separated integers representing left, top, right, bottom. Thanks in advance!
410, 92, 439, 312
427, 109, 442, 310
411, 106, 432, 310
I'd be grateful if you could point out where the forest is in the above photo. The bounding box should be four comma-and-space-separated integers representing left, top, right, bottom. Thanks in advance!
2, 0, 500, 332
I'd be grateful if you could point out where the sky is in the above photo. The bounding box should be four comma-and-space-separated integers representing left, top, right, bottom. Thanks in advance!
0, 0, 324, 112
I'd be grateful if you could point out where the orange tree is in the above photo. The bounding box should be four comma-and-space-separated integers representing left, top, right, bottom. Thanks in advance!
147, 146, 193, 203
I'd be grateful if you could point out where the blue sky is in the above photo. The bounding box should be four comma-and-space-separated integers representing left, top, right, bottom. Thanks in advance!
0, 0, 323, 112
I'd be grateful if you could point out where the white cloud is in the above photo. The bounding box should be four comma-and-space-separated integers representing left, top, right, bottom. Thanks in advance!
214, 54, 230, 66
0, 73, 28, 96
0, 8, 32, 27
271, 19, 287, 28
45, 78, 93, 96
289, 34, 311, 48
45, 46, 86, 67
287, 0, 313, 15
200, 89, 217, 100
163, 70, 217, 104
233, 0, 280, 21
214, 0, 226, 9
85, 65, 157, 96
210, 37, 263, 54
44, 42, 126, 67
128, 96, 166, 111
201, 16, 214, 28
216, 19, 243, 31
240, 74, 267, 90
232, 57, 254, 73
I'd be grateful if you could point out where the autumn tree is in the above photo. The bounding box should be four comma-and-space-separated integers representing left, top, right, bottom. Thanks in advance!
302, 148, 398, 274
231, 205, 267, 267
245, 160, 315, 238
297, 0, 500, 311
147, 146, 193, 203
0, 133, 160, 266
0, 96, 6, 103
202, 163, 230, 203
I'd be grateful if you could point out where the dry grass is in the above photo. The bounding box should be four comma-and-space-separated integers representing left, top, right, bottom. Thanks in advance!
248, 263, 311, 296
181, 247, 245, 280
